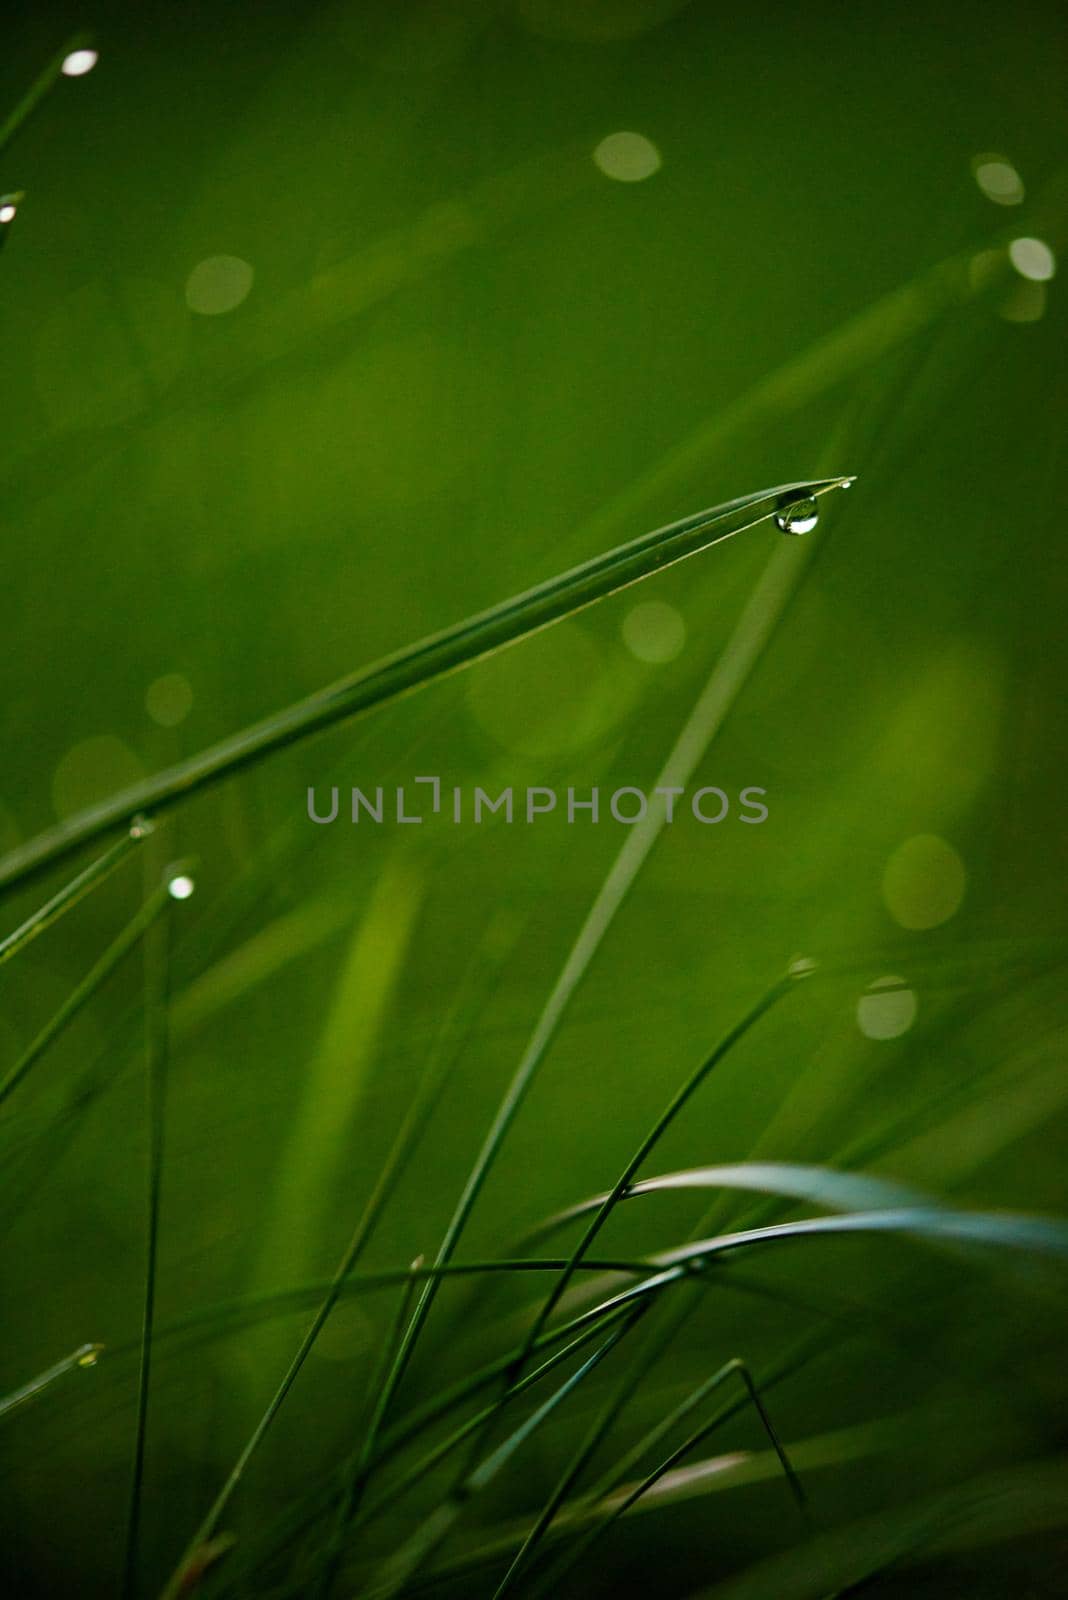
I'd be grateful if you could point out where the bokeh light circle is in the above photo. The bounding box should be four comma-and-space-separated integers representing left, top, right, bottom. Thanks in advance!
185, 255, 255, 315
593, 131, 662, 183
882, 835, 966, 930
621, 600, 686, 663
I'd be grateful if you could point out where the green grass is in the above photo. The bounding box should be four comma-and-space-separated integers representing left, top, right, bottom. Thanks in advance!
1, 6, 1066, 1599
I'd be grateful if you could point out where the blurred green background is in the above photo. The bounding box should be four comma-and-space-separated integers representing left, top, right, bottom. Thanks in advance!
1, 1, 1066, 1595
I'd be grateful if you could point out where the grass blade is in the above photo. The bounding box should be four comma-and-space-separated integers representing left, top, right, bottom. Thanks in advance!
0, 32, 95, 156
0, 825, 146, 968
0, 477, 851, 897
0, 878, 174, 1111
368, 1306, 645, 1600
652, 1207, 1068, 1270
515, 976, 803, 1355
520, 1357, 805, 1600
488, 1326, 672, 1598
157, 919, 518, 1600
123, 869, 181, 1600
313, 1256, 426, 1594
336, 470, 850, 1517
0, 1341, 103, 1421
529, 1161, 925, 1243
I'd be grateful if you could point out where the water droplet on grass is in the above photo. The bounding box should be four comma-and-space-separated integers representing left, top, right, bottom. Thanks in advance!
62, 48, 98, 77
775, 498, 819, 536
857, 977, 917, 1040
788, 955, 818, 979
1009, 236, 1055, 283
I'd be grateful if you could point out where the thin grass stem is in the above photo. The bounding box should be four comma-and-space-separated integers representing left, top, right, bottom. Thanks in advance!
314, 1257, 427, 1595
0, 1341, 103, 1421
157, 923, 519, 1600
370, 1305, 647, 1600
547, 1359, 805, 1590
0, 32, 95, 155
522, 1347, 811, 1599
520, 974, 799, 1354
0, 825, 145, 968
122, 870, 176, 1600
0, 878, 173, 1110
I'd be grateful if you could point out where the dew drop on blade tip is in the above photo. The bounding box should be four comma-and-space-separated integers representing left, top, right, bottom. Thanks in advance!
775, 498, 819, 537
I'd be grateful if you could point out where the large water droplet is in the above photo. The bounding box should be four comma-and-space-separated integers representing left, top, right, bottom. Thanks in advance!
775, 498, 819, 536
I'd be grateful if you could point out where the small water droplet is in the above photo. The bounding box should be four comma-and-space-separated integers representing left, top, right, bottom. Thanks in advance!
775, 498, 819, 536
61, 48, 99, 77
788, 955, 818, 979
129, 814, 154, 840
76, 1343, 103, 1368
168, 873, 195, 901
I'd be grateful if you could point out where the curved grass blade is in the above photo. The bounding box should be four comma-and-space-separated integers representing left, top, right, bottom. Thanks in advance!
439, 975, 810, 1529
652, 1207, 1068, 1271
529, 1162, 925, 1244
482, 1145, 920, 1555
511, 1204, 1068, 1407
517, 1356, 807, 1599
206, 1301, 645, 1600
0, 825, 146, 969
112, 1198, 1064, 1470
0, 1341, 103, 1422
368, 1305, 646, 1600
0, 477, 852, 898
171, 1195, 1001, 1586
203, 1271, 687, 1596
514, 981, 810, 1355
154, 1261, 892, 1598
108, 1255, 648, 1367
485, 1326, 701, 1599
230, 1292, 888, 1600
349, 1305, 642, 1581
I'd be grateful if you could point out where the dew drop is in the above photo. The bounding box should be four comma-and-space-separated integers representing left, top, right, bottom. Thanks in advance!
129, 814, 154, 840
168, 873, 196, 901
775, 498, 819, 536
856, 976, 917, 1041
76, 1343, 103, 1368
61, 48, 99, 77
788, 955, 818, 979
